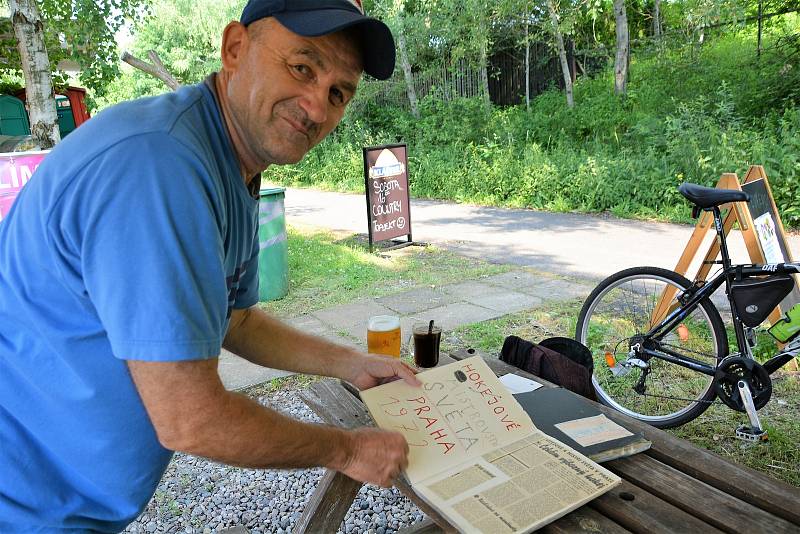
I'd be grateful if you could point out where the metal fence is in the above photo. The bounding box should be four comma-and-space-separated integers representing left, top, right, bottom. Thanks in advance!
362, 41, 598, 109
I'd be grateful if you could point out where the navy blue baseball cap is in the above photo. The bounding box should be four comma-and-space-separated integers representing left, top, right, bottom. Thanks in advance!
240, 0, 396, 80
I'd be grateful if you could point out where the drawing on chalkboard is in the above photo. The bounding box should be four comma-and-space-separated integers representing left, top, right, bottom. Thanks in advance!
754, 212, 784, 263
369, 149, 405, 179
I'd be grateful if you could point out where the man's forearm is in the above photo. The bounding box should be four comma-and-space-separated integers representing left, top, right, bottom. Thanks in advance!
174, 390, 352, 470
128, 358, 410, 487
223, 306, 360, 380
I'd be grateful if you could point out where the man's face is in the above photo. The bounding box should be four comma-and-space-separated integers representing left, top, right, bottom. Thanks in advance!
225, 18, 363, 166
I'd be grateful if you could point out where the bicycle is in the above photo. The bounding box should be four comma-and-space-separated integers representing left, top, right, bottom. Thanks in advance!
575, 182, 800, 438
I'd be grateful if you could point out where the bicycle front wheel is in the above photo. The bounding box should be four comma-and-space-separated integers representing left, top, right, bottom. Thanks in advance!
576, 267, 729, 428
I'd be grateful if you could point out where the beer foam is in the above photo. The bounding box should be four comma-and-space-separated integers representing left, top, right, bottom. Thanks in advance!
368, 315, 400, 332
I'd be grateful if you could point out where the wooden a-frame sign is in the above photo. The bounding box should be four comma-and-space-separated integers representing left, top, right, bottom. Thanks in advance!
652, 166, 799, 368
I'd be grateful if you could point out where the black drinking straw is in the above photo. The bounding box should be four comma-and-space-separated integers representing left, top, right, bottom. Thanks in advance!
428, 320, 434, 334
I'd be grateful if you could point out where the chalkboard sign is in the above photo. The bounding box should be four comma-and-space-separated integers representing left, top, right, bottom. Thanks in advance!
363, 144, 412, 251
741, 177, 800, 309
742, 179, 792, 263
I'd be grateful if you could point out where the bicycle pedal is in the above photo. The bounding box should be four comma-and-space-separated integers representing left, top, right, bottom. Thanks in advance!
735, 424, 769, 442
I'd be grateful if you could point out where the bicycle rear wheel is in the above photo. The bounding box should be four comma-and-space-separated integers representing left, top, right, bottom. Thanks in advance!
576, 267, 728, 428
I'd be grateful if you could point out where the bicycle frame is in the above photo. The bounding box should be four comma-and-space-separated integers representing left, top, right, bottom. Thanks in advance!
640, 205, 800, 377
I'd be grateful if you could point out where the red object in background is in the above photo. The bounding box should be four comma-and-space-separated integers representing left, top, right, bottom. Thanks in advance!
14, 86, 91, 128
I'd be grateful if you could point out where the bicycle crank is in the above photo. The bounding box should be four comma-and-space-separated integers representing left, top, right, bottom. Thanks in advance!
714, 356, 772, 412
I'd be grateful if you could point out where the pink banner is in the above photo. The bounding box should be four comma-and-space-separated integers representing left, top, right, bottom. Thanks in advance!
0, 151, 49, 222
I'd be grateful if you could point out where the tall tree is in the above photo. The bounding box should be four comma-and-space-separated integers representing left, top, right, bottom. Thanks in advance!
427, 0, 495, 106
547, 0, 575, 107
653, 0, 662, 38
377, 0, 420, 118
395, 27, 419, 118
613, 0, 629, 95
7, 0, 58, 148
3, 0, 149, 146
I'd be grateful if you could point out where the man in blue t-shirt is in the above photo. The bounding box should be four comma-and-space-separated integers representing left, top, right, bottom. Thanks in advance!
0, 0, 419, 531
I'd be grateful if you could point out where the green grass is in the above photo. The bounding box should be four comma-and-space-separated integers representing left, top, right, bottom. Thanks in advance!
259, 225, 511, 318
446, 299, 800, 488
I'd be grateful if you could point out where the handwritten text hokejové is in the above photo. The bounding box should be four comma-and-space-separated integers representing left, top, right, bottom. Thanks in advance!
376, 362, 525, 455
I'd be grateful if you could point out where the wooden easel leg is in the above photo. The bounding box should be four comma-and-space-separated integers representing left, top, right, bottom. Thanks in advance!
294, 470, 363, 533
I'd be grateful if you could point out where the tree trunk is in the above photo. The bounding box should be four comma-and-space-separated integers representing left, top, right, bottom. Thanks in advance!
9, 0, 59, 149
757, 0, 763, 58
653, 0, 662, 39
547, 0, 574, 108
613, 0, 629, 96
525, 18, 530, 110
479, 41, 491, 107
396, 28, 419, 119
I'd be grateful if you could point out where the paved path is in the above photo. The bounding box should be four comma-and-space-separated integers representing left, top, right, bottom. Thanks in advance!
220, 187, 800, 390
283, 187, 800, 280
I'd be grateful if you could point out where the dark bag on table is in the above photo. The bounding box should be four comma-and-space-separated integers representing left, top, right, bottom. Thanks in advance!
500, 335, 597, 401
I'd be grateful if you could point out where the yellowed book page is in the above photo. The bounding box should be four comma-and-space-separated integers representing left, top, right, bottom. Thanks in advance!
360, 356, 536, 485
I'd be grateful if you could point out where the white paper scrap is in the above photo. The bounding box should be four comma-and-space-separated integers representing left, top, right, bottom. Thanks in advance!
499, 373, 543, 394
555, 414, 634, 447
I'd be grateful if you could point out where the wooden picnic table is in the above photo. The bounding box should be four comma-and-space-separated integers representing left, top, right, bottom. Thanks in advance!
295, 349, 800, 533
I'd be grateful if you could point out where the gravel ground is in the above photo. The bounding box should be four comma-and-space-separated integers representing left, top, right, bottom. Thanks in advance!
124, 382, 427, 534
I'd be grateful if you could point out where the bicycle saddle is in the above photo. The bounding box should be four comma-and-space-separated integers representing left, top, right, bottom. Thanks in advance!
679, 182, 750, 209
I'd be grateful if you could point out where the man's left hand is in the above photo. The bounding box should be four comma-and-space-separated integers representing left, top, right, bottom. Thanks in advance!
345, 354, 421, 390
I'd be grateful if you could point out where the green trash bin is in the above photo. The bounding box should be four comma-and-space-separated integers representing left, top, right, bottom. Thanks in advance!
258, 187, 289, 301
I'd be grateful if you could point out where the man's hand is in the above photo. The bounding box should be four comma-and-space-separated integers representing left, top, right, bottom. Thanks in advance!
343, 353, 421, 391
338, 428, 409, 487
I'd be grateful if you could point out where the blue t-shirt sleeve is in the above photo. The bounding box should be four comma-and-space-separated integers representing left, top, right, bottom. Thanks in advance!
69, 134, 229, 361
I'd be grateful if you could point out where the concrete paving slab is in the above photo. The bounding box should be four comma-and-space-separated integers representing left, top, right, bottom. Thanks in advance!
420, 302, 504, 332
483, 270, 546, 290
219, 349, 293, 391
517, 278, 593, 301
376, 287, 459, 315
439, 280, 506, 299
464, 290, 543, 313
312, 300, 395, 332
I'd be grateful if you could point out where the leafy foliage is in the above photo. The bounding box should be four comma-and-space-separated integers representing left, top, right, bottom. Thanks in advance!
1, 0, 150, 98
267, 20, 800, 228
95, 0, 244, 108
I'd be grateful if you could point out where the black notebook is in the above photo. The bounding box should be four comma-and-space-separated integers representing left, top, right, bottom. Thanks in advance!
513, 386, 651, 463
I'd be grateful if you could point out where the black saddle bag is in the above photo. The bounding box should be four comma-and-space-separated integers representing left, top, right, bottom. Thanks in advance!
730, 275, 794, 327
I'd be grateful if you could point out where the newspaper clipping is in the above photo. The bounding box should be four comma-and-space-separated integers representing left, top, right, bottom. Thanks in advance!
415, 432, 620, 533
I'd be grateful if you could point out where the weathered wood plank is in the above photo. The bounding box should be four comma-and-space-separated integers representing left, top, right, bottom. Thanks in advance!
452, 349, 800, 526
398, 505, 631, 534
590, 479, 725, 534
294, 470, 362, 534
541, 506, 631, 534
606, 454, 799, 533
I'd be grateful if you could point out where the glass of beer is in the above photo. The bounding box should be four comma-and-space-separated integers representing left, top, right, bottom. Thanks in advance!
367, 315, 401, 358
